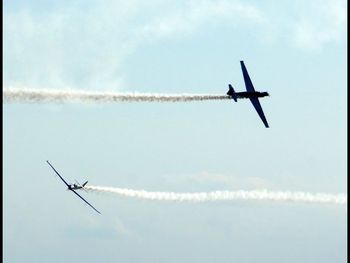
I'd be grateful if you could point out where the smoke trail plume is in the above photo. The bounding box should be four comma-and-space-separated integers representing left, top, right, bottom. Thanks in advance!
85, 186, 347, 205
3, 88, 230, 103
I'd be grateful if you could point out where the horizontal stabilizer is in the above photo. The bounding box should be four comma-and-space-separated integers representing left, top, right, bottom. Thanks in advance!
227, 84, 237, 102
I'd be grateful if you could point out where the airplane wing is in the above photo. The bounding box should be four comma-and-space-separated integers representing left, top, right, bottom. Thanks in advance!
240, 61, 255, 92
240, 61, 269, 128
70, 189, 101, 214
46, 160, 70, 187
249, 98, 269, 128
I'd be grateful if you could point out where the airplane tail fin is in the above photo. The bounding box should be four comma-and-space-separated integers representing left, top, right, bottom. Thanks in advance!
227, 84, 237, 102
83, 181, 88, 187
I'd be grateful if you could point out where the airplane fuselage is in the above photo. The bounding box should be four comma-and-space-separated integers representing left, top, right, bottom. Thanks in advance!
235, 91, 269, 99
68, 184, 83, 190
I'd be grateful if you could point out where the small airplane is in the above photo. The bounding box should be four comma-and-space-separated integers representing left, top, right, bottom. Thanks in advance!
227, 61, 270, 128
46, 160, 101, 214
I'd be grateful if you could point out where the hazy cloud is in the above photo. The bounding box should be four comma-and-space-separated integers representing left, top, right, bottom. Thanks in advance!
4, 0, 346, 89
4, 0, 265, 90
138, 0, 265, 41
291, 0, 347, 51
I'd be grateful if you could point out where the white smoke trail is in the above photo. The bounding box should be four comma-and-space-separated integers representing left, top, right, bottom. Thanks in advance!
85, 186, 347, 205
3, 88, 230, 103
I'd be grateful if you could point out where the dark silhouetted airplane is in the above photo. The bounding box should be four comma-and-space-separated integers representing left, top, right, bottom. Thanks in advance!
227, 61, 269, 128
46, 160, 101, 214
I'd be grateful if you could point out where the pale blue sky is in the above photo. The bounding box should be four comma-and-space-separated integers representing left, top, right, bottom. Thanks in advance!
4, 1, 347, 262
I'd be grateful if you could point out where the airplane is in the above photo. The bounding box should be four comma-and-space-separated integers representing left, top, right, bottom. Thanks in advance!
46, 160, 101, 214
227, 61, 270, 128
